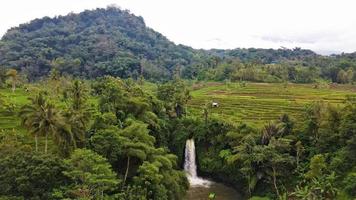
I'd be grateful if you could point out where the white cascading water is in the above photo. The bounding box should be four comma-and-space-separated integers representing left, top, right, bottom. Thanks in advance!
184, 139, 211, 187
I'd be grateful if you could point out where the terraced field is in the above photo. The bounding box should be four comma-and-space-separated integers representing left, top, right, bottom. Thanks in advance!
0, 88, 29, 133
188, 82, 356, 127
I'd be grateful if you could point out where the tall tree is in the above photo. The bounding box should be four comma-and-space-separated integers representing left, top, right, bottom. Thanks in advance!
19, 92, 69, 153
64, 80, 91, 148
0, 67, 6, 88
118, 121, 155, 185
202, 102, 210, 126
259, 137, 294, 197
94, 76, 127, 121
227, 134, 259, 197
89, 121, 155, 185
0, 150, 69, 199
19, 92, 46, 152
64, 149, 119, 199
261, 121, 284, 145
157, 80, 191, 118
6, 69, 17, 92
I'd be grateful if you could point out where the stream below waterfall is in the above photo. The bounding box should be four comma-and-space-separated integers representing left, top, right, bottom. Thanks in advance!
184, 139, 241, 200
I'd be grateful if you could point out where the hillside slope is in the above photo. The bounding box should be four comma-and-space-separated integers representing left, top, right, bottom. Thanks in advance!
0, 7, 200, 80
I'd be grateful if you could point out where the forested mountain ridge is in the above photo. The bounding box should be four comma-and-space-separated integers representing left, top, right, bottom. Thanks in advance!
207, 47, 317, 64
1, 6, 356, 83
0, 6, 200, 80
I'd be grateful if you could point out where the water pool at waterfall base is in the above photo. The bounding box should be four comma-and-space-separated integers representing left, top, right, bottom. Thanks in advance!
185, 182, 241, 200
184, 139, 241, 200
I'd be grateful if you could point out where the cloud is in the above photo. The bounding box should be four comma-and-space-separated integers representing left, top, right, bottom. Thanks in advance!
255, 23, 356, 55
260, 35, 317, 44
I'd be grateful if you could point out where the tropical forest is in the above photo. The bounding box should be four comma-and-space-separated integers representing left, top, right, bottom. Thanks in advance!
0, 3, 355, 200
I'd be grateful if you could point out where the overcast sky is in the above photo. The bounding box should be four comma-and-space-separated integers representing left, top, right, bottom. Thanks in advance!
1, 0, 356, 55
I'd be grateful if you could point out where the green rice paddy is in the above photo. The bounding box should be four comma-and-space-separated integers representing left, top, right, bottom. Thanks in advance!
188, 82, 356, 127
0, 88, 29, 132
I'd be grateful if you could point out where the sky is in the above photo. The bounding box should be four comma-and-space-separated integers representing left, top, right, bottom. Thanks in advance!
1, 0, 356, 55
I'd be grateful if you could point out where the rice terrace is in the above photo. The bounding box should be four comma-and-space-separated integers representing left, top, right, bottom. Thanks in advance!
189, 82, 356, 126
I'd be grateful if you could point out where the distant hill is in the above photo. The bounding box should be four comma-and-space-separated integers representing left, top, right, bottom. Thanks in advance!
0, 6, 355, 81
207, 47, 317, 64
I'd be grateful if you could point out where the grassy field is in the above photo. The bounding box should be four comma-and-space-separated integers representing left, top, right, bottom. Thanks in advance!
188, 82, 356, 127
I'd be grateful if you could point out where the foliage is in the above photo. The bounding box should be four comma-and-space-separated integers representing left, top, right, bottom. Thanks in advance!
89, 119, 188, 200
1, 69, 356, 200
0, 6, 355, 198
157, 79, 191, 118
62, 148, 119, 199
0, 7, 200, 81
19, 92, 71, 153
342, 172, 356, 197
305, 154, 326, 179
63, 80, 92, 150
0, 67, 7, 88
6, 69, 18, 92
0, 150, 69, 200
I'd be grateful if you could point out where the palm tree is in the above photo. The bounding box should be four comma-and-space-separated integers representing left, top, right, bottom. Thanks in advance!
53, 123, 76, 156
19, 93, 46, 151
19, 92, 67, 153
69, 80, 88, 111
64, 80, 91, 148
261, 121, 284, 145
202, 102, 210, 126
65, 109, 90, 148
6, 69, 17, 93
41, 103, 66, 153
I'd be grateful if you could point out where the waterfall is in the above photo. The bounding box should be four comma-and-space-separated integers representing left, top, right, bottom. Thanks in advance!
184, 139, 211, 187
184, 139, 198, 177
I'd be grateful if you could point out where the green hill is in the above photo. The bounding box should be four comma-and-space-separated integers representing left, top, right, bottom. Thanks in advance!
0, 6, 201, 80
